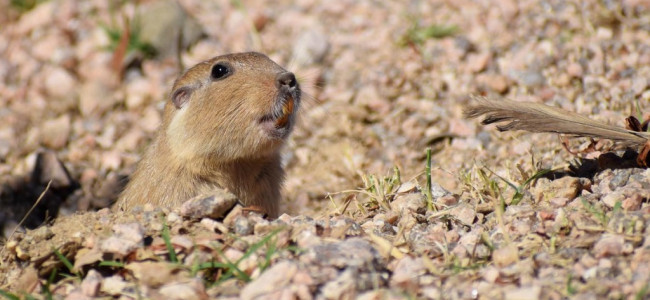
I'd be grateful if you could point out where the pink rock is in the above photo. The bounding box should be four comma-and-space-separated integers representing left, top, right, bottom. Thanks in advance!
15, 1, 55, 34
622, 194, 643, 211
78, 82, 113, 117
593, 234, 624, 258
492, 244, 519, 267
125, 77, 152, 109
567, 62, 583, 78
44, 67, 76, 99
81, 269, 102, 297
139, 106, 162, 133
41, 115, 71, 149
159, 278, 207, 300
240, 261, 298, 300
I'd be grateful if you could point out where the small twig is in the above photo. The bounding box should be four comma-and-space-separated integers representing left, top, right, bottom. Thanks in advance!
1, 180, 52, 259
9, 181, 52, 239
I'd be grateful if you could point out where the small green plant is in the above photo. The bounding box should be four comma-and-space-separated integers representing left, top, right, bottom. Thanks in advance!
484, 166, 551, 205
42, 268, 57, 300
9, 0, 44, 13
161, 219, 178, 263
0, 289, 21, 300
197, 228, 286, 285
636, 282, 649, 300
566, 273, 578, 295
581, 198, 612, 227
358, 167, 402, 211
102, 21, 156, 58
53, 248, 81, 278
424, 148, 435, 211
399, 21, 458, 47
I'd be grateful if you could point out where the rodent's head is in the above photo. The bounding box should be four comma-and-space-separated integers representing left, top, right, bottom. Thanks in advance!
164, 52, 301, 162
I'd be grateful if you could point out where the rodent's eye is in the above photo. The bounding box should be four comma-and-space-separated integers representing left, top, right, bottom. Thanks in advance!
211, 63, 231, 80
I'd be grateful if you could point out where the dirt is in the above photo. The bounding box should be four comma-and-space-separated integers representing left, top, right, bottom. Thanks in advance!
1, 0, 650, 299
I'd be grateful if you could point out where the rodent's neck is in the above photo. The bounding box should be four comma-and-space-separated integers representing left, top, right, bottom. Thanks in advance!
155, 133, 282, 192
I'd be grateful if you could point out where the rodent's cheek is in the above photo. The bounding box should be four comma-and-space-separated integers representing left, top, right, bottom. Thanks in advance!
166, 107, 201, 160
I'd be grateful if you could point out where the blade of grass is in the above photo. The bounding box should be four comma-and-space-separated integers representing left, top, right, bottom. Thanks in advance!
0, 290, 20, 300
53, 248, 79, 277
214, 247, 250, 282
162, 219, 178, 263
425, 148, 435, 211
566, 273, 577, 295
98, 260, 125, 268
42, 268, 57, 300
636, 282, 649, 300
235, 228, 284, 266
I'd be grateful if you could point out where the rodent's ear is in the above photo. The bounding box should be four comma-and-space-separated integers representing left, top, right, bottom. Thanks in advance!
171, 86, 193, 109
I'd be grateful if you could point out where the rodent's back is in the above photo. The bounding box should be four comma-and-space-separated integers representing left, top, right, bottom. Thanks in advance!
115, 52, 301, 218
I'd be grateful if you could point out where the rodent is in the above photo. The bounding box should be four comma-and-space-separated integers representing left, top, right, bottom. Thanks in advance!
115, 52, 301, 218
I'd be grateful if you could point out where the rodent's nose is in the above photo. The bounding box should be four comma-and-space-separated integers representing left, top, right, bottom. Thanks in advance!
276, 72, 297, 90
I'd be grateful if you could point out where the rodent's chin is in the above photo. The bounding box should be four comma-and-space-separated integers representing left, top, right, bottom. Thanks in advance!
259, 118, 294, 139
259, 94, 298, 139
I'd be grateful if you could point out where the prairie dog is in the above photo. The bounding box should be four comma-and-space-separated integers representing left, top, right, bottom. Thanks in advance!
115, 52, 301, 218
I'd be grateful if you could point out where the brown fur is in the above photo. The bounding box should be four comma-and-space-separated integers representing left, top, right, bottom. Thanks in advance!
115, 52, 300, 218
465, 96, 649, 148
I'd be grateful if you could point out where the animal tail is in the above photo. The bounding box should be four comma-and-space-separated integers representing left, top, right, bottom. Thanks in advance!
464, 96, 649, 148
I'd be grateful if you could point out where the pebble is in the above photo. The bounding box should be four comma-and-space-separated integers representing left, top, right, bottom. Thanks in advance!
391, 193, 426, 213
567, 62, 583, 78
321, 268, 356, 299
533, 176, 581, 202
593, 234, 624, 258
200, 218, 228, 234
504, 285, 541, 300
44, 67, 76, 99
80, 269, 102, 297
179, 190, 238, 219
448, 203, 476, 225
78, 82, 113, 117
101, 276, 127, 295
170, 235, 193, 250
100, 223, 145, 255
41, 115, 71, 149
100, 237, 139, 256
125, 77, 152, 109
467, 52, 491, 73
513, 70, 546, 87
390, 256, 426, 291
492, 244, 519, 267
485, 74, 509, 93
126, 261, 178, 287
292, 28, 330, 67
158, 279, 206, 300
15, 1, 55, 34
302, 238, 382, 269
240, 261, 298, 300
233, 215, 254, 235
112, 223, 145, 242
30, 225, 54, 241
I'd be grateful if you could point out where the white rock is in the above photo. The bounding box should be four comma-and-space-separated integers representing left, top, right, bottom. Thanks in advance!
41, 115, 71, 149
240, 261, 298, 300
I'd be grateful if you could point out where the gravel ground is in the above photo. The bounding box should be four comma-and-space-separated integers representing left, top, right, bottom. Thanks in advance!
1, 0, 650, 299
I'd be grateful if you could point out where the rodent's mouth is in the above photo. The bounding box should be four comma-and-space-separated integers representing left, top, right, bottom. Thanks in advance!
259, 94, 298, 139
275, 97, 295, 128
